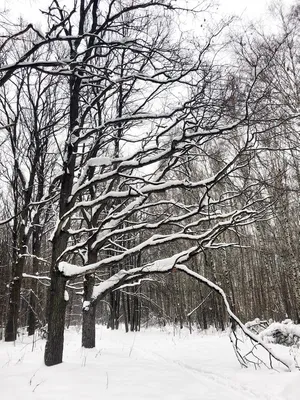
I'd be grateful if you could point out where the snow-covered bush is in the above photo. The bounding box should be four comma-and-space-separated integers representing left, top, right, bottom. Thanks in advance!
259, 320, 300, 347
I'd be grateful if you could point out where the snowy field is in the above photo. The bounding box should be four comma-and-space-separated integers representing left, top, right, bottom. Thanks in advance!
1, 325, 300, 400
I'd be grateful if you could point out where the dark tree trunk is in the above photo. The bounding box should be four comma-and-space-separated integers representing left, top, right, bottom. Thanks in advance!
27, 290, 36, 336
44, 54, 81, 365
82, 273, 96, 348
27, 225, 42, 336
44, 270, 67, 366
44, 219, 71, 366
130, 294, 140, 332
115, 290, 120, 329
108, 291, 116, 330
5, 272, 22, 341
107, 268, 121, 330
127, 293, 131, 325
122, 292, 129, 333
66, 289, 74, 329
5, 253, 26, 341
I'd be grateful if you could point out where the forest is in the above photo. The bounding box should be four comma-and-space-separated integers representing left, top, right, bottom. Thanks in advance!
1, 0, 300, 376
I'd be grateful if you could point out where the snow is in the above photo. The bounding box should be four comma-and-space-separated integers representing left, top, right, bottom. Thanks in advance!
59, 261, 84, 276
87, 156, 112, 167
90, 255, 189, 299
246, 318, 264, 328
0, 326, 300, 400
260, 321, 300, 343
82, 301, 90, 311
58, 242, 191, 277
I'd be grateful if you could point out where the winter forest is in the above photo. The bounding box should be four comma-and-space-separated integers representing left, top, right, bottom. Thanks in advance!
1, 0, 300, 398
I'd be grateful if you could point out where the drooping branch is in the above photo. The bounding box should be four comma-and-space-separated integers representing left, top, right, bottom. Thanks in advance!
87, 255, 292, 371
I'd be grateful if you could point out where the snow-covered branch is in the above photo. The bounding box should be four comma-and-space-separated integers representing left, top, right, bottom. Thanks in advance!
89, 257, 292, 371
23, 273, 50, 281
19, 254, 50, 264
58, 206, 258, 278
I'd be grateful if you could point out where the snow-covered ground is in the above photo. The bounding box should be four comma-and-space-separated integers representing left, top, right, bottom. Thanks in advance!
0, 325, 299, 399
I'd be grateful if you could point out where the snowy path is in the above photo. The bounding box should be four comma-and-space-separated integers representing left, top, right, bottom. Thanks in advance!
0, 326, 299, 399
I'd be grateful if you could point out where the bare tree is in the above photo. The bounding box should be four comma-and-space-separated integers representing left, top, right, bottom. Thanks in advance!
0, 0, 298, 373
0, 34, 66, 339
28, 0, 285, 366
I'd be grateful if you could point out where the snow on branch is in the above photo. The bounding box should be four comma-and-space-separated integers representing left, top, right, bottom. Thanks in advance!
19, 253, 50, 264
90, 252, 190, 301
177, 266, 292, 371
22, 273, 82, 291
259, 320, 300, 347
113, 278, 154, 291
23, 273, 51, 282
23, 272, 50, 279
87, 256, 292, 371
66, 175, 216, 221
187, 291, 213, 318
58, 205, 257, 278
245, 318, 269, 334
70, 120, 244, 203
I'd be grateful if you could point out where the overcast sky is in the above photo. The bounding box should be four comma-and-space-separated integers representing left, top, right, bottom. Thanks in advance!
1, 0, 296, 25
218, 0, 294, 18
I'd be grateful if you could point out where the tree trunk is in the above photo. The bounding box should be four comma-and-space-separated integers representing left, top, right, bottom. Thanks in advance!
122, 292, 129, 333
82, 274, 96, 348
27, 290, 37, 336
44, 270, 67, 366
66, 289, 74, 329
27, 225, 42, 336
44, 64, 80, 364
5, 271, 22, 341
5, 255, 26, 341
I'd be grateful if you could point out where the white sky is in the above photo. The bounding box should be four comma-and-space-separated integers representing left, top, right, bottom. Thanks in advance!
1, 0, 296, 23
218, 0, 294, 18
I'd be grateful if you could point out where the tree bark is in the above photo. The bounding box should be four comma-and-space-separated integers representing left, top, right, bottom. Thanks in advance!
27, 290, 37, 336
44, 270, 67, 366
122, 292, 129, 333
5, 247, 26, 341
27, 225, 42, 336
82, 274, 96, 348
5, 270, 22, 341
44, 30, 81, 364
